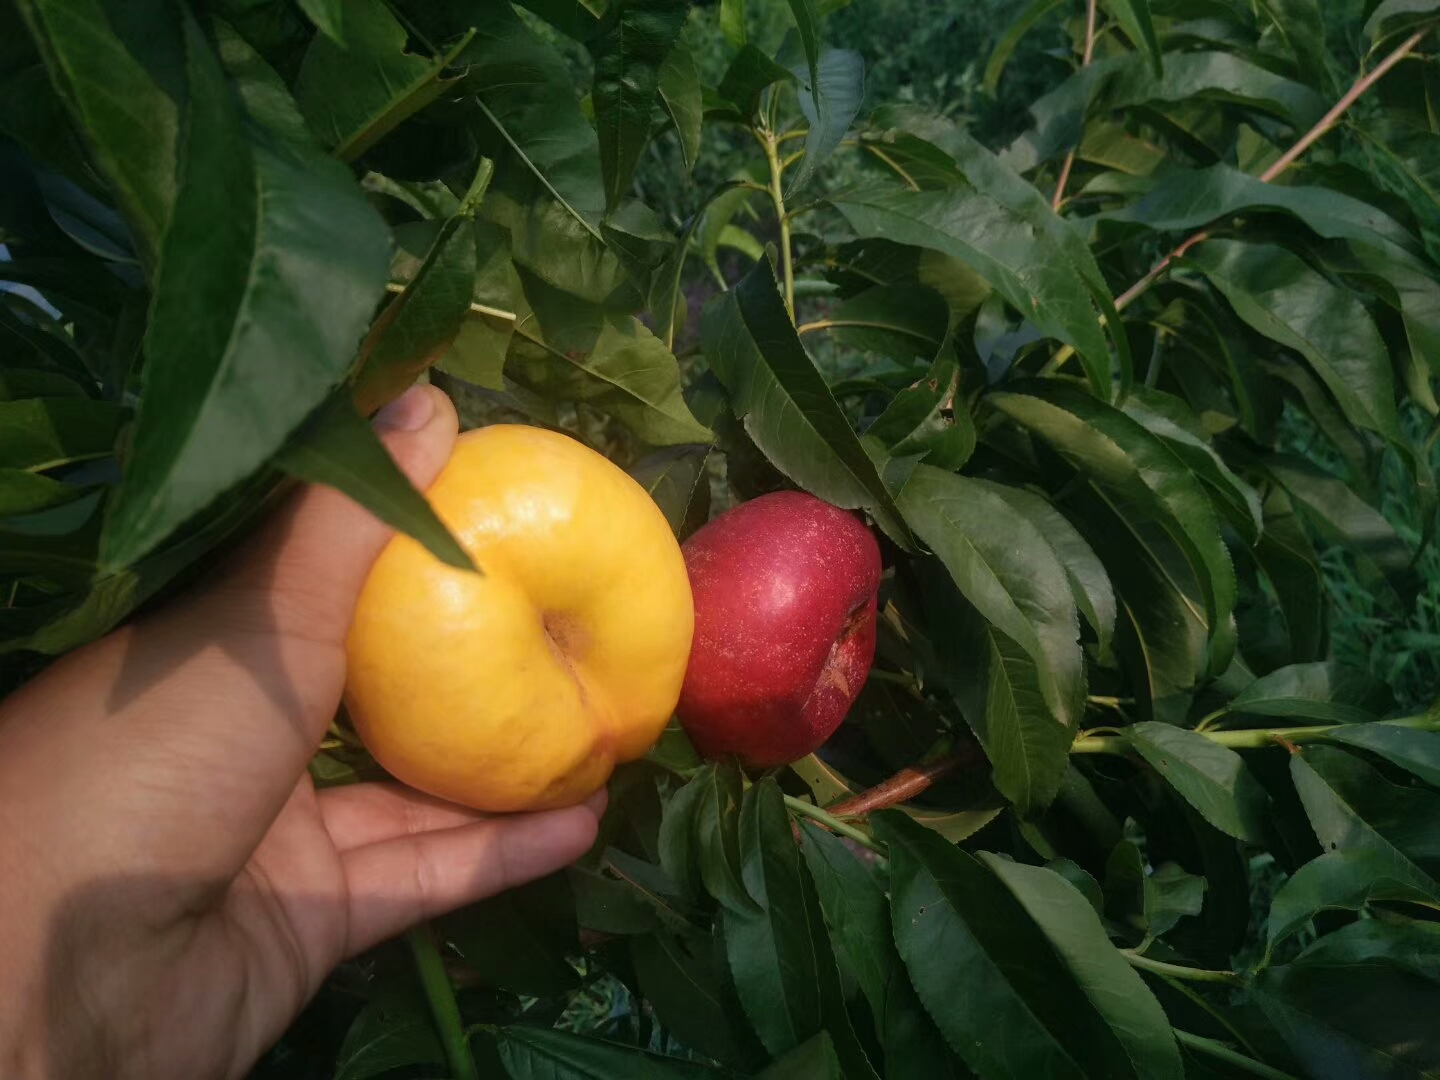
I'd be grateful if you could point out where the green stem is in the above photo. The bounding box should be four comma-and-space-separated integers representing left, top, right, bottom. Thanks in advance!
1072, 715, 1440, 754
1122, 950, 1242, 985
784, 794, 888, 862
1174, 1031, 1302, 1080
761, 129, 796, 319
406, 924, 479, 1080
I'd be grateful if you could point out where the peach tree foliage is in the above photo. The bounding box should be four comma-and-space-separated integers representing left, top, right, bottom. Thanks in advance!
5, 0, 1440, 1077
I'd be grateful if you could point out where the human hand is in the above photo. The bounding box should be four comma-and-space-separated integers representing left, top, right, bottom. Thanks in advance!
0, 386, 605, 1080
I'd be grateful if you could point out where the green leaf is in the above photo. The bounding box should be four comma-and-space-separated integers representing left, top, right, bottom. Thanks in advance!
717, 44, 794, 120
832, 182, 1115, 396
1190, 240, 1401, 445
1325, 723, 1440, 788
464, 2, 607, 234
0, 469, 88, 516
754, 1033, 843, 1080
1229, 662, 1395, 724
353, 167, 490, 416
984, 0, 1066, 94
296, 0, 348, 44
789, 47, 865, 194
982, 855, 1185, 1080
1255, 920, 1440, 1080
1127, 723, 1270, 843
588, 0, 688, 208
632, 930, 759, 1069
17, 0, 180, 266
1106, 164, 1419, 256
507, 272, 713, 446
813, 283, 949, 360
783, 0, 821, 109
1292, 746, 1440, 882
1262, 456, 1413, 597
630, 445, 711, 539
1102, 0, 1162, 76
724, 780, 878, 1078
799, 823, 962, 1080
294, 0, 471, 161
512, 0, 604, 41
867, 346, 975, 470
719, 0, 746, 46
334, 975, 445, 1080
0, 398, 122, 470
1253, 484, 1327, 662
700, 258, 909, 544
432, 219, 521, 392
898, 466, 1082, 730
1145, 861, 1206, 938
100, 15, 390, 570
1366, 0, 1440, 44
694, 764, 756, 914
657, 38, 702, 172
1267, 850, 1440, 950
875, 810, 1163, 1080
1253, 0, 1332, 91
275, 396, 474, 572
979, 481, 1117, 661
1105, 50, 1327, 128
1119, 394, 1263, 545
990, 381, 1237, 675
497, 1026, 727, 1079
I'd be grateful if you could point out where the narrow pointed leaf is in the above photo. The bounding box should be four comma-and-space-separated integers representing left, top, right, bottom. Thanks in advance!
508, 273, 712, 446
981, 856, 1184, 1080
1190, 240, 1401, 444
657, 39, 702, 172
17, 0, 180, 265
1127, 723, 1270, 843
101, 17, 390, 569
1102, 0, 1162, 75
464, 3, 607, 232
276, 397, 474, 572
1267, 850, 1440, 949
990, 381, 1236, 674
897, 465, 1083, 732
588, 0, 689, 207
875, 811, 1161, 1079
1325, 723, 1440, 788
789, 48, 865, 194
1229, 662, 1394, 724
701, 259, 909, 544
294, 0, 471, 161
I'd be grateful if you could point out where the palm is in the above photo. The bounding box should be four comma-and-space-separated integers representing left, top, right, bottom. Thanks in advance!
0, 393, 601, 1080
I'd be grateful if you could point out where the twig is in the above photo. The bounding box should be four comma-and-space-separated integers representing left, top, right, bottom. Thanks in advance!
1071, 714, 1440, 754
1041, 26, 1431, 377
824, 744, 984, 818
760, 129, 796, 319
1051, 0, 1100, 210
784, 794, 888, 860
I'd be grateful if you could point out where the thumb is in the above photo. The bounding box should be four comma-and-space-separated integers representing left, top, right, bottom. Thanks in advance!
202, 384, 460, 648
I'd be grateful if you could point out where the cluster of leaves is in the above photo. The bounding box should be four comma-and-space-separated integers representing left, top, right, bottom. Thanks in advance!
6, 0, 1440, 1077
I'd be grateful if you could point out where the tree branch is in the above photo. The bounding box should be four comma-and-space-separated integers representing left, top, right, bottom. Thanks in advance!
823, 741, 986, 819
1051, 0, 1100, 210
1042, 26, 1431, 376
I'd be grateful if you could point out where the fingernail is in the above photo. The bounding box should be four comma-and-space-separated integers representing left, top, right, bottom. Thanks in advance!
374, 385, 435, 432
